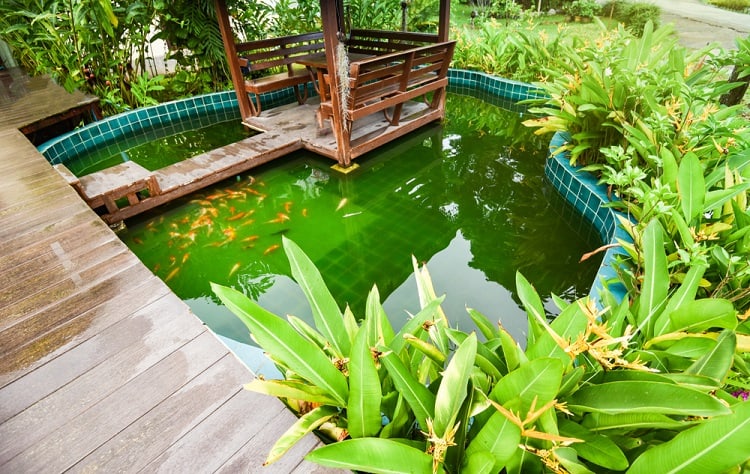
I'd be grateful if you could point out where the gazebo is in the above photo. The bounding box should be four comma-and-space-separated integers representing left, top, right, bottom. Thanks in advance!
214, 0, 454, 170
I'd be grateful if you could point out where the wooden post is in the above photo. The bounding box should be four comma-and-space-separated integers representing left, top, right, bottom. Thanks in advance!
214, 0, 254, 121
438, 0, 450, 42
321, 0, 352, 168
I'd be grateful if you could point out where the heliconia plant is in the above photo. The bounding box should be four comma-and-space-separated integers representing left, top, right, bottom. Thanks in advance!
212, 236, 750, 473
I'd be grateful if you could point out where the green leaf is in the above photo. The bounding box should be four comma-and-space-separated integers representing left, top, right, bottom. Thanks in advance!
516, 272, 550, 346
390, 297, 445, 355
211, 283, 349, 406
467, 307, 501, 340
283, 236, 350, 357
685, 329, 736, 382
380, 348, 436, 431
490, 357, 564, 417
678, 152, 705, 223
526, 300, 587, 365
628, 401, 750, 474
465, 411, 521, 471
306, 438, 438, 473
653, 264, 707, 335
462, 451, 497, 474
434, 333, 477, 438
637, 220, 669, 337
669, 299, 737, 333
704, 182, 750, 213
582, 412, 697, 432
559, 419, 629, 471
265, 405, 337, 465
366, 285, 395, 347
554, 446, 595, 474
348, 312, 383, 438
243, 379, 338, 406
568, 381, 731, 417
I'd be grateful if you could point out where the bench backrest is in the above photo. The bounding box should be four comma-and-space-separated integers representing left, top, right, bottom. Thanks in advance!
347, 29, 440, 56
237, 32, 324, 74
345, 40, 456, 112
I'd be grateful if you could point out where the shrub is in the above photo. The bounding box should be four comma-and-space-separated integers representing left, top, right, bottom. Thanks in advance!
607, 0, 661, 35
709, 0, 750, 11
566, 0, 601, 17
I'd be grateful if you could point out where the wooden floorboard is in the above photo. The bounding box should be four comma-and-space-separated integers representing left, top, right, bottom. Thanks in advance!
0, 123, 344, 471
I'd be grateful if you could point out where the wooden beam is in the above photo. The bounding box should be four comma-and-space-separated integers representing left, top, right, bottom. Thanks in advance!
214, 0, 254, 121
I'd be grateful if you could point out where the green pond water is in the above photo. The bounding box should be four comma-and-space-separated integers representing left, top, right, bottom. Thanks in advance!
67, 111, 253, 177
117, 93, 603, 375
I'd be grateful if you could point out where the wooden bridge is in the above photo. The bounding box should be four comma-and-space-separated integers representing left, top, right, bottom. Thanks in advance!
0, 70, 343, 472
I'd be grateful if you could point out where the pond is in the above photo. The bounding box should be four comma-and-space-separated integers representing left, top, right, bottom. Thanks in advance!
117, 93, 603, 376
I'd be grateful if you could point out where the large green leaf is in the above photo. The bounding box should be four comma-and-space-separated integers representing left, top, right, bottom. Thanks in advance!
526, 300, 587, 365
652, 264, 707, 336
467, 307, 501, 340
490, 357, 564, 417
637, 220, 669, 337
462, 451, 497, 474
306, 438, 438, 473
390, 297, 445, 355
465, 411, 521, 473
628, 401, 750, 473
282, 236, 350, 357
244, 379, 338, 405
685, 329, 736, 382
348, 312, 383, 438
559, 419, 629, 471
516, 272, 548, 345
568, 381, 731, 417
678, 152, 705, 223
265, 405, 338, 465
212, 283, 349, 405
380, 348, 436, 431
434, 333, 477, 438
582, 412, 697, 432
669, 298, 737, 333
366, 284, 395, 347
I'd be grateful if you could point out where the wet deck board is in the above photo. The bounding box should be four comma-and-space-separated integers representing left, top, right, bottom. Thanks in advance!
0, 127, 343, 472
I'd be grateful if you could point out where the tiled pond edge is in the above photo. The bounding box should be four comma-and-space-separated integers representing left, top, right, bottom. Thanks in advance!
38, 69, 630, 304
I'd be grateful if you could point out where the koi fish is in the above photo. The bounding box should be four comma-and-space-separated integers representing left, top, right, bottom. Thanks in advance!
241, 235, 259, 243
263, 244, 280, 255
190, 199, 212, 207
301, 208, 308, 217
227, 211, 246, 221
177, 242, 191, 250
152, 263, 161, 274
169, 231, 182, 238
182, 253, 190, 264
267, 212, 290, 224
169, 255, 176, 266
223, 226, 237, 241
185, 230, 197, 241
228, 262, 241, 278
336, 198, 348, 211
133, 236, 143, 245
229, 206, 236, 215
239, 218, 255, 227
164, 267, 180, 282
246, 188, 261, 196
206, 192, 225, 201
284, 201, 293, 213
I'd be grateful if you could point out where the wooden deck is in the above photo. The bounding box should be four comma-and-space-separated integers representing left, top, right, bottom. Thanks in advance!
63, 97, 436, 224
0, 127, 344, 470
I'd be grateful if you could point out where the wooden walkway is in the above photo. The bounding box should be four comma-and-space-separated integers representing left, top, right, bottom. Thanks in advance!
0, 122, 343, 470
64, 97, 434, 224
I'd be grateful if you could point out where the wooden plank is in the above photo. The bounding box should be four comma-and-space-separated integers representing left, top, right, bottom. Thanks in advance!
0, 292, 203, 461
0, 275, 169, 392
69, 354, 248, 472
0, 331, 226, 473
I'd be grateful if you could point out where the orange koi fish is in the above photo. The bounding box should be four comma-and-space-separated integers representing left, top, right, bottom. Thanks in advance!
301, 208, 308, 217
246, 188, 261, 196
185, 230, 197, 241
165, 267, 180, 282
263, 244, 280, 255
190, 199, 212, 207
227, 211, 246, 221
267, 212, 290, 224
133, 236, 143, 245
177, 242, 191, 250
169, 231, 182, 239
284, 201, 293, 213
241, 235, 259, 243
206, 192, 225, 201
239, 218, 255, 227
223, 226, 237, 241
182, 253, 190, 264
169, 255, 176, 266
228, 262, 241, 278
152, 263, 161, 273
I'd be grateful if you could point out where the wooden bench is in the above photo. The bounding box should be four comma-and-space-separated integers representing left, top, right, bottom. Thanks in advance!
347, 29, 440, 56
319, 40, 456, 128
236, 32, 325, 116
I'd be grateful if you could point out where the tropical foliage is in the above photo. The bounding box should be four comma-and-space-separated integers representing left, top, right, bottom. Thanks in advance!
213, 236, 750, 473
